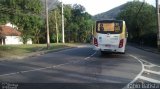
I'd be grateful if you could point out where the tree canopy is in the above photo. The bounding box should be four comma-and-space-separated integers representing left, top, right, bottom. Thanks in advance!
49, 4, 94, 43
0, 0, 43, 44
0, 1, 94, 44
116, 1, 157, 47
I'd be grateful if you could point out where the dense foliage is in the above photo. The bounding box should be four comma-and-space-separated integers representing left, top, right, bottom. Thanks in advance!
48, 4, 94, 43
116, 1, 157, 47
0, 0, 43, 44
0, 0, 94, 44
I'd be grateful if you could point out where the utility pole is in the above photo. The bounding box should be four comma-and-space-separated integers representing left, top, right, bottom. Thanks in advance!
45, 0, 50, 49
55, 10, 59, 43
156, 0, 160, 50
61, 0, 65, 43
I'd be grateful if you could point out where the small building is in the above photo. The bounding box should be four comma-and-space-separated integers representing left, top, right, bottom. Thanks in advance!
0, 25, 32, 45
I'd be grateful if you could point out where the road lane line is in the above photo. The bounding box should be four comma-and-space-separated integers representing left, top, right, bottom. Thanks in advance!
0, 51, 97, 77
123, 54, 160, 89
144, 69, 160, 75
123, 54, 144, 89
139, 76, 160, 83
138, 58, 160, 67
0, 72, 19, 77
19, 68, 48, 73
90, 51, 97, 57
127, 54, 144, 83
144, 64, 155, 67
84, 57, 90, 60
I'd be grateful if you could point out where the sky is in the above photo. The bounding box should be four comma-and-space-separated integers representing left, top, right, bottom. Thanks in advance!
62, 0, 156, 16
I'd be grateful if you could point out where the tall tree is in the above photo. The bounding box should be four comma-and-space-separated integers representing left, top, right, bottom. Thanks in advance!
49, 4, 62, 43
48, 3, 94, 43
0, 0, 43, 44
117, 1, 157, 46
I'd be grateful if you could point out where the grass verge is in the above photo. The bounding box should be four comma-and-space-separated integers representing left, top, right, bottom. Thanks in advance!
0, 43, 77, 58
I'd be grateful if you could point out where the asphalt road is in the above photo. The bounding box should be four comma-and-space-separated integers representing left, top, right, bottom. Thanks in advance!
0, 45, 160, 89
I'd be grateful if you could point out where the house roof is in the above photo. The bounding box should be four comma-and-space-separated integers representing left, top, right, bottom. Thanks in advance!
0, 25, 21, 36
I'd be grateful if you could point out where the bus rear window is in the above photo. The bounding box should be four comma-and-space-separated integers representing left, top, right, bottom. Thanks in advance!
96, 22, 122, 34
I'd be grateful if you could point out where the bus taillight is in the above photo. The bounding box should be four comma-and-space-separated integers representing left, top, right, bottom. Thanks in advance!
94, 38, 98, 46
119, 39, 124, 48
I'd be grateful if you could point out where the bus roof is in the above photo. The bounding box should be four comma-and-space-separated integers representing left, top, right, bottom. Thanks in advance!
96, 20, 124, 23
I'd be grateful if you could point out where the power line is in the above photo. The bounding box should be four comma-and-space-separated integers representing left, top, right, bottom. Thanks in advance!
134, 0, 145, 20
131, 0, 145, 46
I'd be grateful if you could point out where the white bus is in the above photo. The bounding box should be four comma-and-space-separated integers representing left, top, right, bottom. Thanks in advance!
93, 20, 128, 54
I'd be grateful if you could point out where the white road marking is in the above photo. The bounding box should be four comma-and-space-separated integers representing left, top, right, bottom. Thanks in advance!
0, 72, 19, 77
84, 57, 90, 60
126, 54, 144, 83
84, 51, 97, 60
90, 51, 97, 57
144, 69, 160, 75
139, 58, 160, 67
123, 54, 160, 89
0, 51, 97, 77
144, 64, 156, 68
139, 76, 160, 83
55, 62, 72, 67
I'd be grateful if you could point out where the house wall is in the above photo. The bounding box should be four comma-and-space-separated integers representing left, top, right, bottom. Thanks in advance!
5, 22, 17, 29
5, 36, 32, 45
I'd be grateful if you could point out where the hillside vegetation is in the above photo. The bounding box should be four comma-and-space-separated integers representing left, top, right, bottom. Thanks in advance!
0, 0, 94, 44
117, 1, 157, 47
94, 1, 157, 47
93, 4, 125, 20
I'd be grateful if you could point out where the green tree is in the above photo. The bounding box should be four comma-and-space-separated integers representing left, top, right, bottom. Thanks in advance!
0, 0, 43, 44
49, 3, 62, 43
70, 4, 93, 43
117, 1, 157, 46
48, 3, 94, 43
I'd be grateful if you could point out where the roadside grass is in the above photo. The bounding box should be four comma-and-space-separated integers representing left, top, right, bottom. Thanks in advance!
0, 43, 76, 58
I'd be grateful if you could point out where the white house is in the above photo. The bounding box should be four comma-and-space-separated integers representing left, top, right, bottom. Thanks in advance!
0, 23, 32, 45
5, 22, 18, 29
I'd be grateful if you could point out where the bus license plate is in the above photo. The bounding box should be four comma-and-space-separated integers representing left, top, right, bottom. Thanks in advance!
105, 45, 111, 47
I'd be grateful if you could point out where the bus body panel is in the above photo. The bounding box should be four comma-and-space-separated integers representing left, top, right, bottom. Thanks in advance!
98, 33, 120, 45
93, 20, 127, 54
93, 35, 126, 53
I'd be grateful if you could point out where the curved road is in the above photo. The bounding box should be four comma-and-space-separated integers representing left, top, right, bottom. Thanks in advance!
0, 45, 159, 89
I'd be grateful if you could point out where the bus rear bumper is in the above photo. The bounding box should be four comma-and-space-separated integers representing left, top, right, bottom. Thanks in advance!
93, 46, 125, 53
